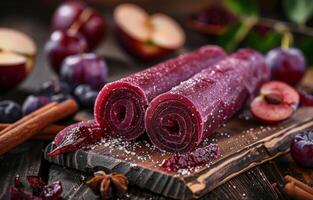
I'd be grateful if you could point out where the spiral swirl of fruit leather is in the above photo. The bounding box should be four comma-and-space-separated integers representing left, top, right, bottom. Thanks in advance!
145, 49, 270, 152
94, 45, 226, 140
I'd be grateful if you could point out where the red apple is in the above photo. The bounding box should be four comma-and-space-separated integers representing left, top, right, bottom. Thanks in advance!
113, 3, 185, 61
0, 28, 36, 90
250, 81, 299, 124
52, 1, 106, 50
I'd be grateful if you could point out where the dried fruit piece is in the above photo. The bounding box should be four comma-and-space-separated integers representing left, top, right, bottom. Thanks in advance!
14, 174, 22, 188
48, 120, 104, 157
27, 176, 46, 195
40, 181, 62, 200
160, 143, 221, 172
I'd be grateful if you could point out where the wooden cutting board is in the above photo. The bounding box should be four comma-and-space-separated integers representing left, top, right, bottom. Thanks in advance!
44, 107, 313, 200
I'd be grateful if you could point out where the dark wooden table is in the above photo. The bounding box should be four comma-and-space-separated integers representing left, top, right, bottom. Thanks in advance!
1, 1, 313, 199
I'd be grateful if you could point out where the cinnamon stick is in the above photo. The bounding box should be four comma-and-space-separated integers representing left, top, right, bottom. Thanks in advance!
284, 182, 313, 200
0, 123, 65, 140
284, 175, 313, 200
0, 102, 57, 135
0, 99, 78, 155
285, 175, 313, 195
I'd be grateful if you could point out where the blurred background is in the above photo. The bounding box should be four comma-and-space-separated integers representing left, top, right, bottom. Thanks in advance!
1, 0, 313, 92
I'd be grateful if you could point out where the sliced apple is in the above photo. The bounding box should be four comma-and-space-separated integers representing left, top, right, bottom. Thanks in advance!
0, 28, 36, 56
114, 3, 185, 60
250, 81, 300, 124
0, 28, 36, 89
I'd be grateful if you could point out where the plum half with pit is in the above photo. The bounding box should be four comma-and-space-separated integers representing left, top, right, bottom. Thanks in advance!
45, 30, 88, 74
250, 81, 299, 124
291, 131, 313, 168
266, 48, 306, 86
60, 53, 108, 90
52, 1, 106, 50
0, 100, 23, 123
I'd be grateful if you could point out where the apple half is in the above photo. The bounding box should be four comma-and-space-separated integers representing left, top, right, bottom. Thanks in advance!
0, 28, 36, 90
114, 3, 186, 61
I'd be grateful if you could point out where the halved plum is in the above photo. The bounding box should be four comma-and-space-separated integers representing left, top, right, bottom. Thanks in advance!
250, 81, 299, 124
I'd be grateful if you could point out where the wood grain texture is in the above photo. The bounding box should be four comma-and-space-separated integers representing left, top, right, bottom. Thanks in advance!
45, 107, 313, 199
0, 141, 45, 199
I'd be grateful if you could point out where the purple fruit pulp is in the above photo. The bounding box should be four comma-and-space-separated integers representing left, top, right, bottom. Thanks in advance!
160, 143, 221, 172
145, 49, 270, 152
94, 45, 226, 141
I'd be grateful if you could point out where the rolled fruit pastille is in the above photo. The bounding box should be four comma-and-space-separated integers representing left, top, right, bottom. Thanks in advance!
145, 49, 270, 152
94, 45, 226, 140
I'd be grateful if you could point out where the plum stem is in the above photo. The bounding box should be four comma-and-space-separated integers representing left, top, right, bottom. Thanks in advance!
69, 8, 93, 34
281, 31, 293, 49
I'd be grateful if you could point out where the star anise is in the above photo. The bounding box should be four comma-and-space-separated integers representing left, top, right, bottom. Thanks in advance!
86, 170, 128, 200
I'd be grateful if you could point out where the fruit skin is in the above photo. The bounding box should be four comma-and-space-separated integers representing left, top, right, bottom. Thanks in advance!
60, 53, 108, 90
250, 81, 300, 124
114, 25, 171, 61
52, 1, 106, 50
22, 95, 50, 115
291, 131, 313, 168
39, 80, 71, 96
0, 101, 22, 123
50, 93, 73, 103
0, 63, 28, 90
45, 30, 88, 74
266, 48, 306, 86
74, 84, 98, 108
298, 89, 313, 106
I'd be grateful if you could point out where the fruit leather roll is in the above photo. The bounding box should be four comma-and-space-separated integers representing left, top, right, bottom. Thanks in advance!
145, 49, 270, 152
94, 45, 226, 140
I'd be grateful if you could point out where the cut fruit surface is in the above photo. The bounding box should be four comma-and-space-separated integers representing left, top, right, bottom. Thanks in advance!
250, 81, 299, 124
0, 28, 36, 55
114, 3, 150, 42
0, 52, 26, 65
0, 28, 36, 89
150, 14, 185, 49
114, 3, 185, 49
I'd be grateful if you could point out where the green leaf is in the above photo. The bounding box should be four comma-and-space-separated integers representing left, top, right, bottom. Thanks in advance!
217, 17, 258, 52
283, 0, 313, 25
300, 37, 313, 66
245, 31, 282, 54
224, 0, 259, 16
